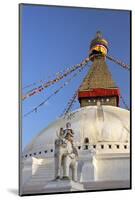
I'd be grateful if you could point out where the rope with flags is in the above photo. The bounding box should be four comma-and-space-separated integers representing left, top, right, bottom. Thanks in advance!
120, 95, 129, 110
60, 65, 92, 117
22, 65, 79, 90
60, 90, 78, 118
23, 63, 89, 117
106, 55, 130, 70
22, 57, 90, 101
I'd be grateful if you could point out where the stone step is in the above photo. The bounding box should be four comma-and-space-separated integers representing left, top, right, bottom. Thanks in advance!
30, 176, 54, 180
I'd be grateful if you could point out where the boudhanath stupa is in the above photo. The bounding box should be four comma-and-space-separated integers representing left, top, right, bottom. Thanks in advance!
20, 32, 130, 195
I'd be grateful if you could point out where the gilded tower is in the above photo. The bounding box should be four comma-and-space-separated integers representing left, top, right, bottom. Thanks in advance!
78, 32, 120, 107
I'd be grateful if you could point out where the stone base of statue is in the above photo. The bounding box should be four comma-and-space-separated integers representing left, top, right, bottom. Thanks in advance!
43, 178, 84, 193
22, 178, 84, 195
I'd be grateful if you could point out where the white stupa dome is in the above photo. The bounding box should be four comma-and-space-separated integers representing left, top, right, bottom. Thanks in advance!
23, 105, 130, 155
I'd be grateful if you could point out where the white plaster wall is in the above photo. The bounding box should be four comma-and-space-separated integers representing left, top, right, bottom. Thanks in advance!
22, 157, 33, 185
80, 161, 94, 182
93, 156, 130, 181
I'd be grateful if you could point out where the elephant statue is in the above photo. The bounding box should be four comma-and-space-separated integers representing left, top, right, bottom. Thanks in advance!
55, 123, 78, 182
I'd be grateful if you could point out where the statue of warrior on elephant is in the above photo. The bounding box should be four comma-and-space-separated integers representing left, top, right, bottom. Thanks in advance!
54, 122, 78, 182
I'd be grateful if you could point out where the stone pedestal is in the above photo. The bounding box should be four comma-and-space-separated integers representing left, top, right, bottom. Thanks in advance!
43, 179, 84, 193
22, 179, 84, 195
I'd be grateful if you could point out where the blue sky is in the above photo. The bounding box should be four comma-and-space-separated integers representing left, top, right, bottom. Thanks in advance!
21, 4, 130, 149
